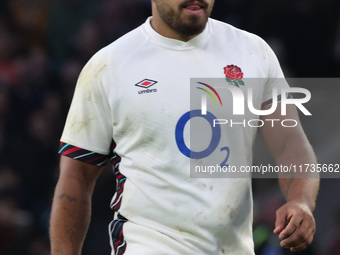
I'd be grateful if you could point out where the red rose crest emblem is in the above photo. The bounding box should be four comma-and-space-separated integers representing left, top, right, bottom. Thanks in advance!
224, 65, 245, 87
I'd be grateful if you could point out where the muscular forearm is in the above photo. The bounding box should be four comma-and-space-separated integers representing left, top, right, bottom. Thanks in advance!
279, 178, 319, 212
261, 104, 319, 251
277, 134, 319, 211
50, 177, 92, 255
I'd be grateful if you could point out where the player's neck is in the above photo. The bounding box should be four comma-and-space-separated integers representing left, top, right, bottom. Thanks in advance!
150, 15, 196, 42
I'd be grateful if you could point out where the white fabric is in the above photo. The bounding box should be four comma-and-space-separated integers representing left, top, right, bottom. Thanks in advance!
61, 17, 289, 255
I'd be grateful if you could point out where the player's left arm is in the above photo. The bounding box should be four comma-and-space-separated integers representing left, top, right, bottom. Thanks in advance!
259, 102, 320, 252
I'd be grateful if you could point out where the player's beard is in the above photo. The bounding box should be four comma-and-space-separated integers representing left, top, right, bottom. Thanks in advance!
154, 0, 213, 38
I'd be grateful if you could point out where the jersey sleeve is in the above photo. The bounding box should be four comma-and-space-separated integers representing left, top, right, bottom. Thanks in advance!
60, 51, 113, 165
59, 142, 110, 166
262, 41, 290, 104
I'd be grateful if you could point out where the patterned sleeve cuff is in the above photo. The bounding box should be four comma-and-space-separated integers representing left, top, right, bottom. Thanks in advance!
59, 142, 109, 166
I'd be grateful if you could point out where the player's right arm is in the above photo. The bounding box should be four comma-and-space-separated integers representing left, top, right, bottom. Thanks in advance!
50, 50, 112, 254
50, 155, 103, 255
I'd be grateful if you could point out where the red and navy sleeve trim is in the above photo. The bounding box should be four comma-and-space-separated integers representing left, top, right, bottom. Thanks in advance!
261, 93, 293, 108
109, 214, 127, 255
109, 142, 125, 212
59, 142, 108, 166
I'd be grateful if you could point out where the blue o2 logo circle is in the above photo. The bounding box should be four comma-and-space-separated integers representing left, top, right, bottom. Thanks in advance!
175, 110, 221, 159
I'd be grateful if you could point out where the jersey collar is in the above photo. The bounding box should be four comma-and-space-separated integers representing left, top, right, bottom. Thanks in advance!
143, 17, 210, 51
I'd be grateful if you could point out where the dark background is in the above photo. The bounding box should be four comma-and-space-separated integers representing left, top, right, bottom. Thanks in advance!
0, 0, 339, 254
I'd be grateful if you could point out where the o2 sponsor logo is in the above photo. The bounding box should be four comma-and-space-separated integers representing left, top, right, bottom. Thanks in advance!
175, 110, 230, 167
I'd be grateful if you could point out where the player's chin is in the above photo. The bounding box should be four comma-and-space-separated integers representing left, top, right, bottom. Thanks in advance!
180, 15, 208, 30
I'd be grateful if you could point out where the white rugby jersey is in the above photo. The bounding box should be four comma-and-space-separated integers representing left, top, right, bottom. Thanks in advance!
60, 17, 288, 255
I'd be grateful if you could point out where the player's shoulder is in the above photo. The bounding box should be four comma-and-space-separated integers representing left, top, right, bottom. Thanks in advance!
209, 18, 270, 52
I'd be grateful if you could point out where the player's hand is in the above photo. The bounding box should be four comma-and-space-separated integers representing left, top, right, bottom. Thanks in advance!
273, 200, 316, 252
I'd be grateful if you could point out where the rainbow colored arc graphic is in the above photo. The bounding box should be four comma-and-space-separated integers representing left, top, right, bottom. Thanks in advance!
196, 82, 223, 106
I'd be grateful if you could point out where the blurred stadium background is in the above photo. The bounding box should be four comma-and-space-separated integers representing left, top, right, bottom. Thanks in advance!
0, 0, 339, 254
